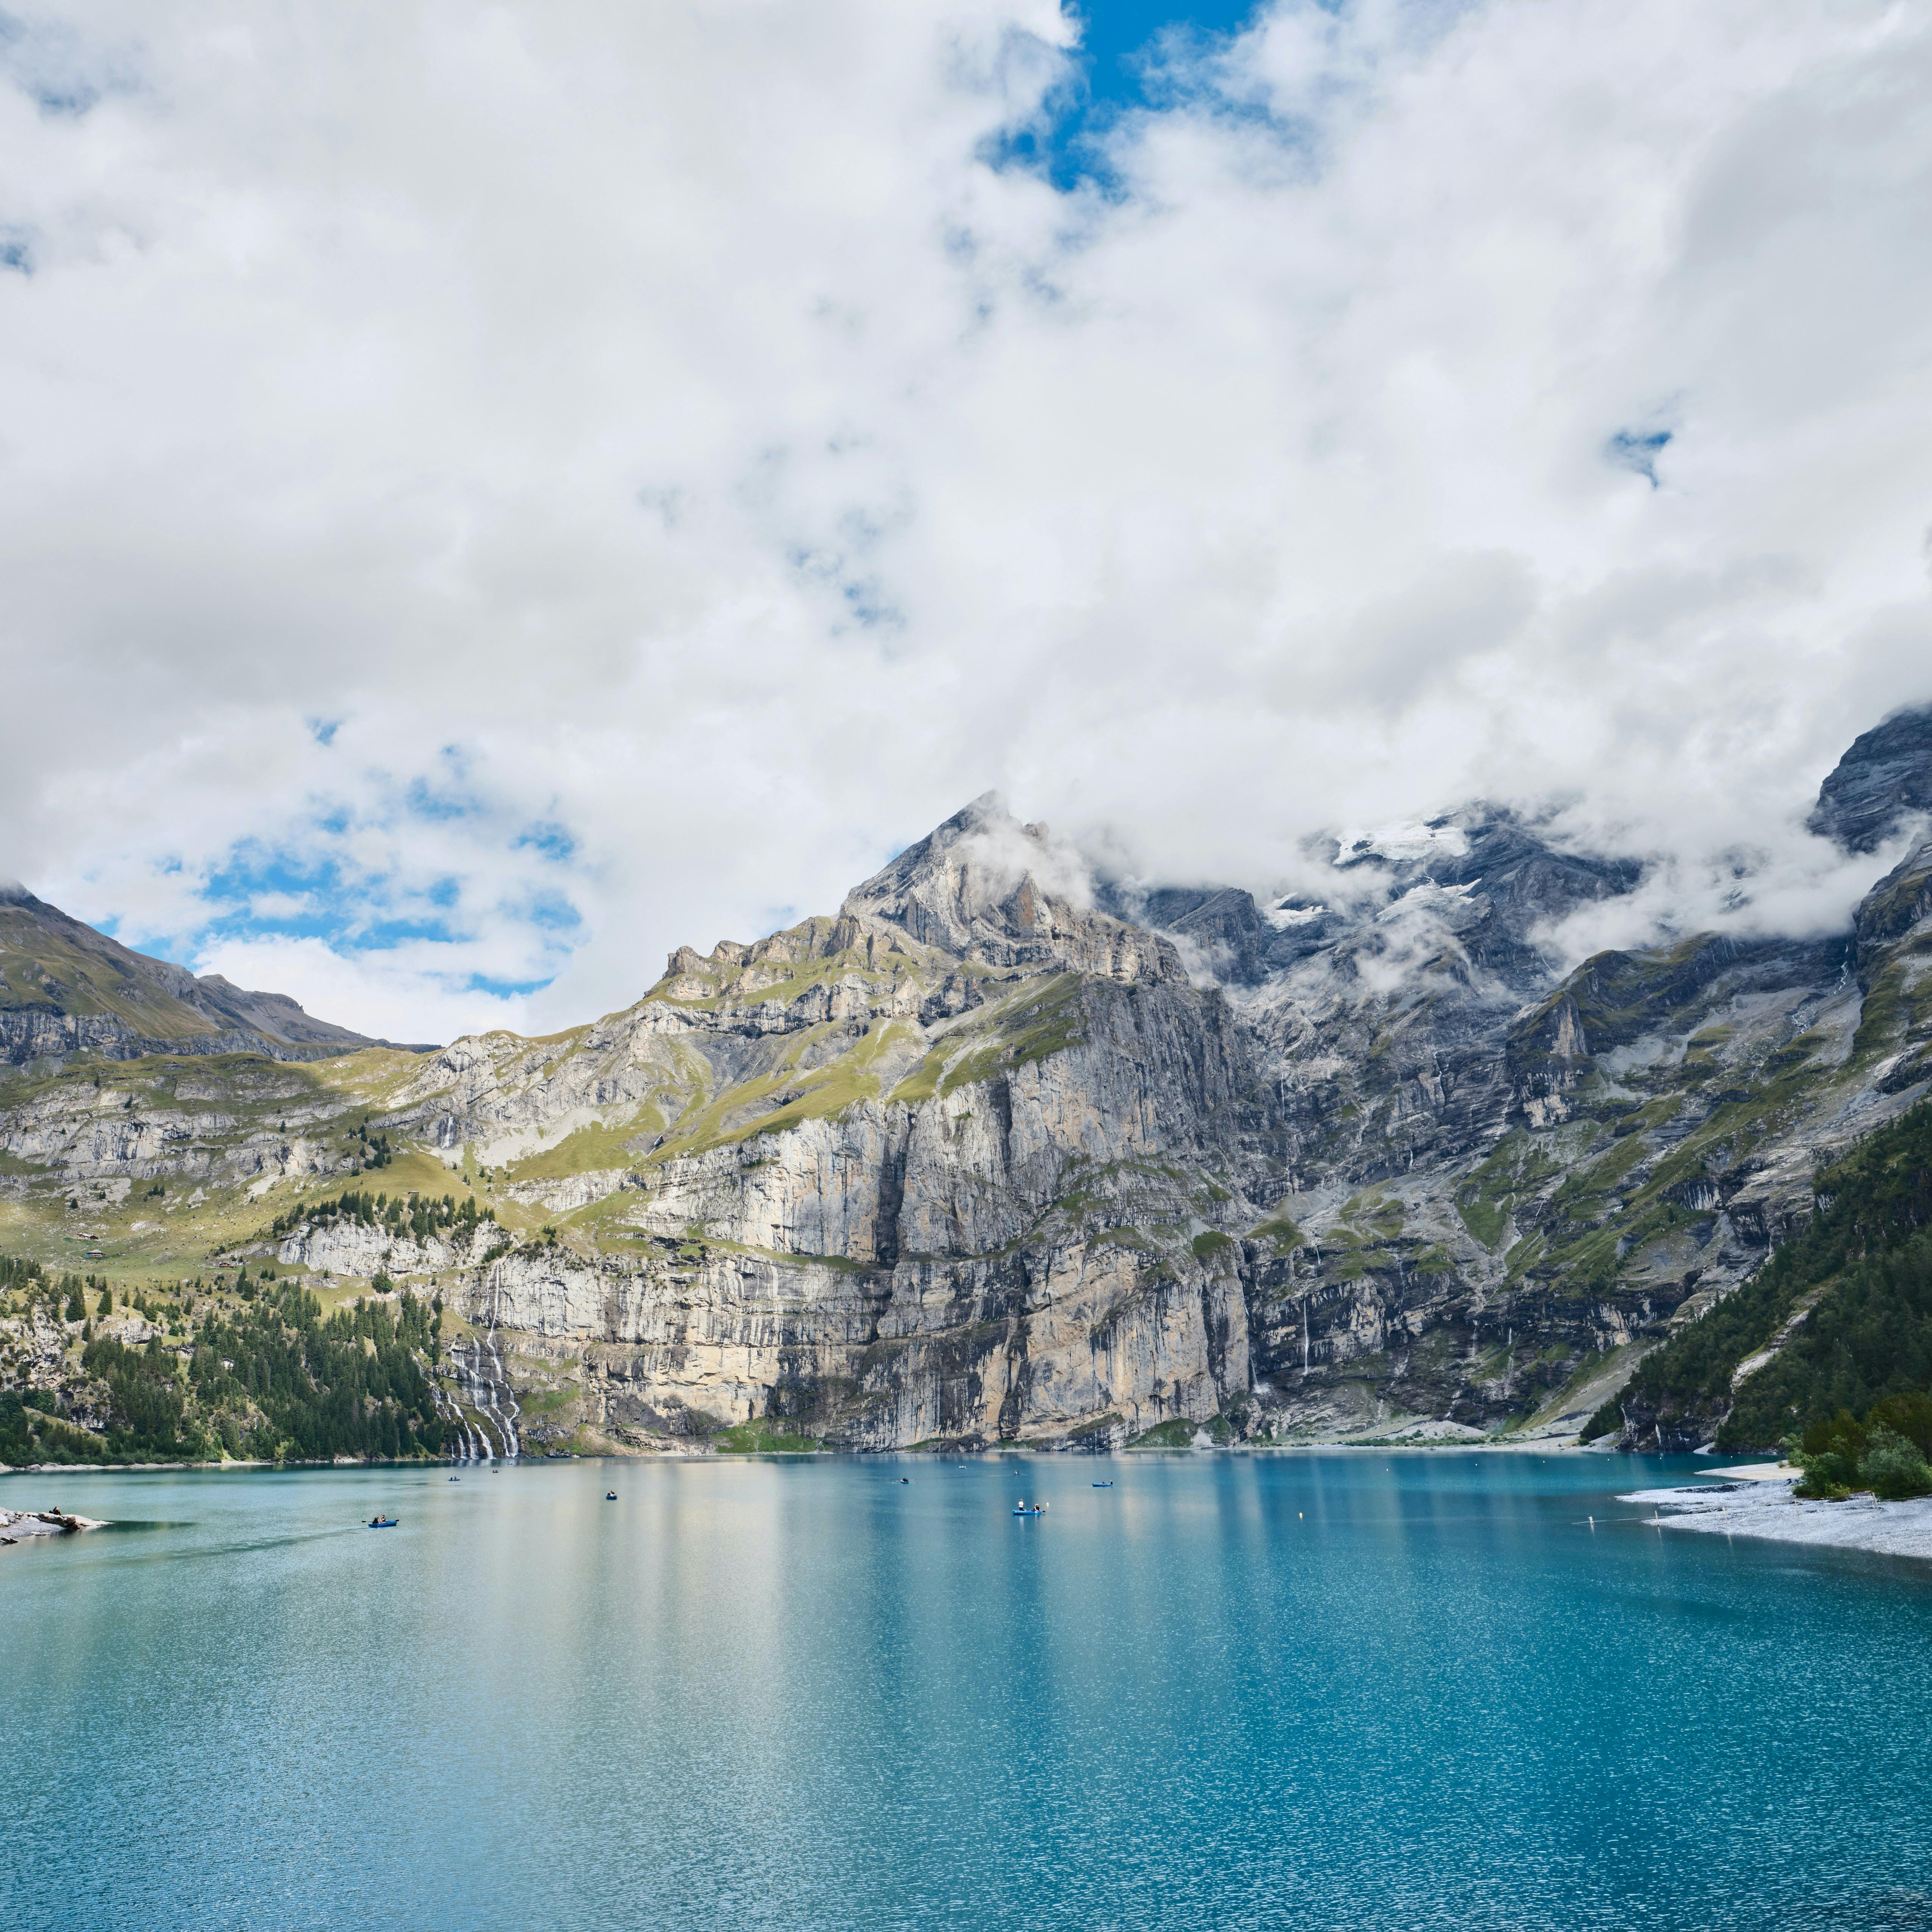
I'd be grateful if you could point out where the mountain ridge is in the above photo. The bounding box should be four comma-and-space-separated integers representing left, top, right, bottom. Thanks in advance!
4, 710, 1932, 1463
0, 880, 434, 1064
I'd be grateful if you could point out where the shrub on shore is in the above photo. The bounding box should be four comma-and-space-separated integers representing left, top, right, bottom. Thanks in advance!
1793, 1396, 1932, 1500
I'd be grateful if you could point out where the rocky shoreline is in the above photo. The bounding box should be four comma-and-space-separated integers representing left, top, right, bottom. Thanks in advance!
1, 1506, 108, 1544
1625, 1476, 1932, 1561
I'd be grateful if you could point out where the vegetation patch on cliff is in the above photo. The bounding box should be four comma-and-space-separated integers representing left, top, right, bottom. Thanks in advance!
1129, 1415, 1232, 1448
709, 1416, 822, 1454
1584, 1098, 1932, 1449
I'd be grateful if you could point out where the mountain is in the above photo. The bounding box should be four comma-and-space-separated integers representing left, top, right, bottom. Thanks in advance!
1582, 1096, 1932, 1453
1806, 704, 1932, 852
0, 882, 413, 1064
4, 710, 1932, 1464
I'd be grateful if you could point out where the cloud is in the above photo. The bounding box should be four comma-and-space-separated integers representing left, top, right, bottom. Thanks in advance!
956, 813, 1097, 913
0, 0, 1929, 1039
1532, 819, 1932, 969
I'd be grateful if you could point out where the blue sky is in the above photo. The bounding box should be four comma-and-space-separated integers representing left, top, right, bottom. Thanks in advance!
1019, 0, 1263, 184
92, 753, 586, 1012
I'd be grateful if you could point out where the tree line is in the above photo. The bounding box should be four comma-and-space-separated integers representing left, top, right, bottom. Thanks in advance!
3, 1270, 453, 1466
269, 1187, 495, 1247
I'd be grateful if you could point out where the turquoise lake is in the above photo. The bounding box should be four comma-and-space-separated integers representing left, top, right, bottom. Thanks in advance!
5, 1452, 1931, 1930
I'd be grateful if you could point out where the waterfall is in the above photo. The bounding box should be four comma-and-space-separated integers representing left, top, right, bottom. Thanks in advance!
422, 1270, 522, 1462
466, 1341, 497, 1459
437, 1330, 499, 1463
433, 1380, 480, 1463
486, 1264, 519, 1458
491, 1329, 521, 1457
471, 1330, 517, 1460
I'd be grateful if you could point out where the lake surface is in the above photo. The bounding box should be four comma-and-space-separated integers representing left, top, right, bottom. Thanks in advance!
5, 1451, 1932, 1931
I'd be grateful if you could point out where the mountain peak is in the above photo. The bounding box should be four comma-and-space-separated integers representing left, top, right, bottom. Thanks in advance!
1808, 702, 1932, 853
843, 796, 1184, 985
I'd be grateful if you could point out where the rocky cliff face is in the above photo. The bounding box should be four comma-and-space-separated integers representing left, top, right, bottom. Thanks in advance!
1807, 705, 1932, 852
350, 803, 1266, 1450
287, 744, 1932, 1454
7, 719, 1932, 1458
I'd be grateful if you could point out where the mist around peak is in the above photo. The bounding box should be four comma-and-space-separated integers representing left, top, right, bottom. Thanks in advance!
843, 792, 1103, 952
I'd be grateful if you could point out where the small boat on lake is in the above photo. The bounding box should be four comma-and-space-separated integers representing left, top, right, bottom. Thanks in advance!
1092, 1481, 1113, 1488
1012, 1501, 1046, 1516
605, 1491, 617, 1501
368, 1516, 398, 1529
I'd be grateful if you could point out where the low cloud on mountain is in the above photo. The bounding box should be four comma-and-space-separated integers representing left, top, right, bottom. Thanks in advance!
2, 0, 1929, 1039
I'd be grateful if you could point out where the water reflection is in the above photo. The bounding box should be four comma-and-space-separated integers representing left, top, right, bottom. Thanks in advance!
3, 1451, 1928, 1931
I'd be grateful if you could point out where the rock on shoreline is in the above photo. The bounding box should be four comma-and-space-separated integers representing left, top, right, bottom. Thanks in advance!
0, 1507, 109, 1544
1625, 1480, 1932, 1561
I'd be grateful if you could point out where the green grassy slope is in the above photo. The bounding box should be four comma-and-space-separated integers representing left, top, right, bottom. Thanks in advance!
0, 899, 223, 1038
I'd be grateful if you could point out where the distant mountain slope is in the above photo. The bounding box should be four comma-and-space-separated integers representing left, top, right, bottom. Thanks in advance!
0, 882, 413, 1063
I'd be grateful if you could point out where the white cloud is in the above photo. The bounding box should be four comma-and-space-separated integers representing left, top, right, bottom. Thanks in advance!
1533, 818, 1932, 969
955, 806, 1097, 913
0, 0, 1928, 1039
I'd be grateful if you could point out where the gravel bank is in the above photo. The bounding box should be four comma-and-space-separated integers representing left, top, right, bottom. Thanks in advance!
1624, 1478, 1932, 1560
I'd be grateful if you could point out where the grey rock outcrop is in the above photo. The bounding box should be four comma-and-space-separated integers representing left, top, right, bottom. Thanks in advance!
381, 850, 1261, 1448
1808, 702, 1932, 852
246, 750, 1932, 1450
